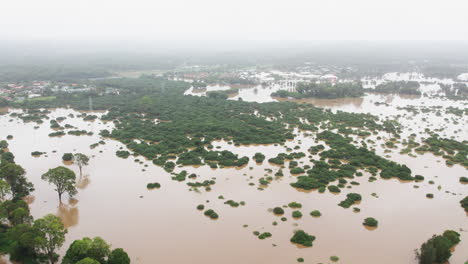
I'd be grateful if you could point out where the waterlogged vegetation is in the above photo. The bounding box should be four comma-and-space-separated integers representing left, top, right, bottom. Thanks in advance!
272, 82, 364, 99
290, 230, 316, 247
363, 217, 378, 227
1, 72, 467, 264
416, 230, 461, 264
372, 81, 421, 95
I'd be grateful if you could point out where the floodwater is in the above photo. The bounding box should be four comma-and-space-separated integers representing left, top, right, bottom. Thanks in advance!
0, 88, 467, 264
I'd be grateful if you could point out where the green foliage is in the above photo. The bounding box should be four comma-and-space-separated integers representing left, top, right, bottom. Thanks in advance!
0, 180, 11, 201
417, 230, 461, 264
310, 210, 321, 217
33, 214, 67, 264
292, 210, 303, 218
41, 166, 77, 201
108, 248, 130, 264
74, 153, 90, 176
258, 232, 272, 239
373, 81, 421, 95
363, 217, 378, 227
116, 151, 130, 159
204, 209, 219, 219
253, 152, 266, 163
288, 202, 302, 208
415, 135, 467, 167
273, 82, 364, 99
76, 258, 101, 264
146, 182, 161, 189
330, 256, 340, 262
338, 193, 362, 208
290, 167, 305, 174
460, 196, 468, 212
196, 204, 205, 210
224, 200, 240, 207
0, 163, 34, 199
273, 207, 284, 215
328, 185, 341, 193
290, 230, 315, 247
62, 153, 74, 161
62, 237, 111, 264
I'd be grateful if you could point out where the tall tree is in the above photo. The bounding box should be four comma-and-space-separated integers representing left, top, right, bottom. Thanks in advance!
33, 214, 67, 264
74, 153, 90, 177
0, 163, 34, 198
41, 166, 77, 202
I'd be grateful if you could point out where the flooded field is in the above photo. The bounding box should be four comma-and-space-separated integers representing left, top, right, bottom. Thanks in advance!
0, 85, 467, 263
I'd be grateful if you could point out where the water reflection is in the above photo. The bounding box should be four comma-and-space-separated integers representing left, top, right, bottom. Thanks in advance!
76, 175, 91, 189
57, 202, 79, 228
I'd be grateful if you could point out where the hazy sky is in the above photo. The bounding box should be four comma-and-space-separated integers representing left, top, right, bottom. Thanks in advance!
2, 0, 468, 42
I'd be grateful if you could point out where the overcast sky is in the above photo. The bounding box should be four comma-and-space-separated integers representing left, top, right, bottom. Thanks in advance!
2, 0, 468, 42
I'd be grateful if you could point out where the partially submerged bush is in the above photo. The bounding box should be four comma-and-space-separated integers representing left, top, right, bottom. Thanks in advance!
292, 210, 303, 218
204, 209, 219, 219
310, 210, 321, 217
62, 153, 73, 161
363, 217, 378, 227
290, 230, 315, 247
273, 207, 284, 215
146, 182, 160, 189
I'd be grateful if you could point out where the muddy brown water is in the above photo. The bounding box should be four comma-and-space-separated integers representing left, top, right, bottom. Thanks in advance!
0, 97, 466, 264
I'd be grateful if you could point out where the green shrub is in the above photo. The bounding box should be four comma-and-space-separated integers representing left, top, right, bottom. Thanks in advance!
460, 196, 468, 212
196, 204, 204, 210
288, 202, 302, 208
328, 185, 341, 193
338, 193, 362, 208
253, 153, 266, 163
115, 151, 130, 159
415, 175, 425, 181
417, 230, 461, 264
363, 217, 378, 227
310, 210, 321, 217
292, 210, 302, 218
258, 232, 272, 239
146, 182, 160, 189
290, 230, 315, 247
273, 207, 284, 215
62, 153, 73, 161
204, 209, 219, 219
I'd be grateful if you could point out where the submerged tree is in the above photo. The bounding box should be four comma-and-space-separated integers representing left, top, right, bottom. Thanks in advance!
0, 163, 34, 199
74, 153, 90, 177
33, 214, 67, 264
41, 166, 77, 202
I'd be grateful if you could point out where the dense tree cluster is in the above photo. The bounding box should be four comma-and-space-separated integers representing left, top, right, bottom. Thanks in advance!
62, 236, 130, 264
372, 81, 421, 95
415, 135, 467, 167
416, 230, 460, 264
290, 230, 315, 247
338, 193, 362, 208
273, 82, 364, 99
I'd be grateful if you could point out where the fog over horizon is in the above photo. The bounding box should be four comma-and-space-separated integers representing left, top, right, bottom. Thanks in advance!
2, 0, 468, 44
